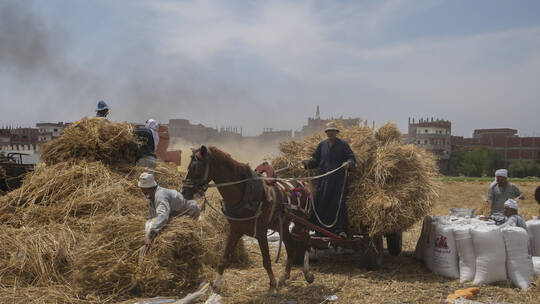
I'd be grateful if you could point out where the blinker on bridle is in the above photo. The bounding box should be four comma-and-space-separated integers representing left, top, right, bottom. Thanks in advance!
182, 151, 210, 195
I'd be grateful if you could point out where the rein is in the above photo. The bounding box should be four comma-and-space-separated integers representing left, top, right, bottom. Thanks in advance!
182, 163, 347, 189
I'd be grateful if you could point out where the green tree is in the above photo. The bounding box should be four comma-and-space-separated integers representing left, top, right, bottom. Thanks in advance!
459, 148, 487, 177
509, 160, 540, 178
485, 150, 505, 176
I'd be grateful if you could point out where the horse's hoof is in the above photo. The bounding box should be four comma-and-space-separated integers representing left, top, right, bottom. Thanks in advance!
213, 276, 222, 293
304, 272, 314, 284
266, 287, 278, 296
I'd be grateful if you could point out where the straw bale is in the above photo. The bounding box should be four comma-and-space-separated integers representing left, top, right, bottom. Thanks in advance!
269, 124, 438, 237
0, 224, 77, 287
0, 285, 91, 304
375, 122, 402, 144
40, 118, 140, 167
0, 161, 146, 228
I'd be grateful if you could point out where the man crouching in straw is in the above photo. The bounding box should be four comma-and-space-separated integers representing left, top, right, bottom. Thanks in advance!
138, 172, 200, 245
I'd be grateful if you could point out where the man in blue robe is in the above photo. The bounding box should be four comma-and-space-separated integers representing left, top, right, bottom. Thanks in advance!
303, 122, 356, 238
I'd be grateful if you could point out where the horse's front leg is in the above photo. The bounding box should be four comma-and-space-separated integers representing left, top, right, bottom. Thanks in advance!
256, 230, 277, 293
215, 230, 242, 292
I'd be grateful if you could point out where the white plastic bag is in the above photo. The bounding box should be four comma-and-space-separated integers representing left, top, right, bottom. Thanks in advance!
533, 256, 540, 276
432, 222, 459, 279
502, 227, 533, 289
454, 226, 476, 282
415, 216, 433, 264
471, 226, 507, 284
526, 217, 540, 256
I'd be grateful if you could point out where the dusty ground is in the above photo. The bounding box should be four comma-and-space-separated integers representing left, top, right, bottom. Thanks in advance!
193, 181, 540, 304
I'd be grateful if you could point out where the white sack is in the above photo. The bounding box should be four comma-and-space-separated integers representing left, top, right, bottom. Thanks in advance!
502, 227, 533, 289
533, 256, 540, 276
471, 226, 507, 285
414, 216, 433, 261
432, 222, 459, 279
527, 217, 540, 256
454, 226, 476, 283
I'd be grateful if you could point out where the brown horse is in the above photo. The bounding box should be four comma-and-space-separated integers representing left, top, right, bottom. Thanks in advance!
181, 145, 314, 293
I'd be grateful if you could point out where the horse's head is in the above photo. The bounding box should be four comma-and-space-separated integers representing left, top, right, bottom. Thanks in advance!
181, 145, 212, 200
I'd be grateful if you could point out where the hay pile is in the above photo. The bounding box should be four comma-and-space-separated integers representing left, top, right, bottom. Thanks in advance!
0, 119, 247, 302
40, 118, 140, 167
270, 122, 438, 236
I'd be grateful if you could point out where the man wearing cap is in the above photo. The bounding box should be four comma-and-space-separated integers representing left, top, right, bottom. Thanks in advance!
486, 169, 523, 217
302, 122, 356, 238
498, 199, 527, 229
95, 100, 109, 118
138, 172, 200, 245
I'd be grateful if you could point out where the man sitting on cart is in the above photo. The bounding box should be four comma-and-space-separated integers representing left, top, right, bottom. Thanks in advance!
302, 122, 356, 238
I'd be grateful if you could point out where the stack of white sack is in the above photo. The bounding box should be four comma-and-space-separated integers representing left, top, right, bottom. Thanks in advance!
417, 215, 537, 287
501, 226, 534, 289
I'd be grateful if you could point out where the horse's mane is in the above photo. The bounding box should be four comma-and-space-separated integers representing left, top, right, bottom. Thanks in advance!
208, 146, 252, 178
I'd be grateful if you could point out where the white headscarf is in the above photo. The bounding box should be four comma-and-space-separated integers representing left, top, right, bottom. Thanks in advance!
504, 198, 518, 210
495, 169, 508, 178
145, 119, 159, 150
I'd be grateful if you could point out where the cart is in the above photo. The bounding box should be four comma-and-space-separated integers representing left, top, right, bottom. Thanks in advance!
285, 211, 402, 269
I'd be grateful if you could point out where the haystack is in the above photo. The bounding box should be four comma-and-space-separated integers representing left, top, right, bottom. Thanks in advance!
0, 119, 248, 302
375, 122, 402, 144
269, 122, 438, 236
40, 118, 140, 167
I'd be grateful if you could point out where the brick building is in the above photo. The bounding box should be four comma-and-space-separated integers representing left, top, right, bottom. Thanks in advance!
452, 128, 540, 165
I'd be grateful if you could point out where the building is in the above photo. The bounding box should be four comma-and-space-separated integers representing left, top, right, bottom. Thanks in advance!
259, 128, 292, 143
407, 117, 452, 160
0, 128, 10, 148
36, 122, 71, 143
452, 128, 540, 165
9, 127, 39, 150
168, 119, 220, 144
294, 105, 361, 139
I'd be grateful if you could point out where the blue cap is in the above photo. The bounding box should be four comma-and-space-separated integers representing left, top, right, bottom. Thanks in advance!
96, 100, 109, 111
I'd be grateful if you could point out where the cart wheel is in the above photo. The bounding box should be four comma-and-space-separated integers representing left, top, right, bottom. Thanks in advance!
292, 239, 307, 266
386, 232, 403, 256
364, 235, 383, 270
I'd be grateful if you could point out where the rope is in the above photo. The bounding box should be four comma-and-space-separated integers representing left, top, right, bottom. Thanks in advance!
309, 166, 348, 229
202, 196, 263, 222
198, 163, 347, 188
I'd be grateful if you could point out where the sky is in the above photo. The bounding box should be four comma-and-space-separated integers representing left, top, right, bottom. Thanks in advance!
1, 0, 540, 137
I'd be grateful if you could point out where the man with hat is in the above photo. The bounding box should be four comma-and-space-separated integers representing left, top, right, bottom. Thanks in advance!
138, 172, 200, 245
95, 100, 109, 118
498, 199, 527, 229
302, 122, 356, 238
486, 168, 523, 217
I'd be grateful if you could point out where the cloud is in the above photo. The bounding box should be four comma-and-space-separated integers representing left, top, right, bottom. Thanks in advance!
1, 0, 539, 137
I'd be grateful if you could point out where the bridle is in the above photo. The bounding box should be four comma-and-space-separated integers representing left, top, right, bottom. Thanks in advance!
182, 151, 210, 197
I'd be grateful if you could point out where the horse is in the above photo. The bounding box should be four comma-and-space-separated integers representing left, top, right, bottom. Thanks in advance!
181, 145, 314, 293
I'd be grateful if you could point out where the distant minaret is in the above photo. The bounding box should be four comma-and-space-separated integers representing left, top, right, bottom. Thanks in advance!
315, 105, 320, 120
